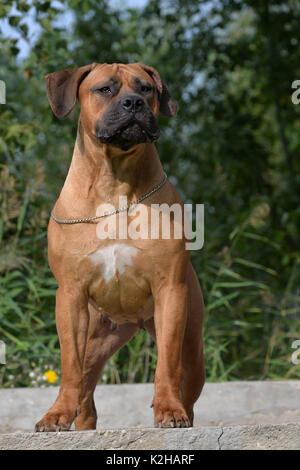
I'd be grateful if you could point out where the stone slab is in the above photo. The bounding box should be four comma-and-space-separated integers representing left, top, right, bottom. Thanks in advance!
0, 423, 299, 450
1, 381, 300, 433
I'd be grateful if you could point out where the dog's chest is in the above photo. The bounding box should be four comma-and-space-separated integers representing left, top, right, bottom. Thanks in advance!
85, 242, 152, 322
87, 243, 138, 282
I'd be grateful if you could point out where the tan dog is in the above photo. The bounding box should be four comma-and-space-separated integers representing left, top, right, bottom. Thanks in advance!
35, 62, 205, 431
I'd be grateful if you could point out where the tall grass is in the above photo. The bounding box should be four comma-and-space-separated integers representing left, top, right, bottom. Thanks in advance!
0, 163, 299, 388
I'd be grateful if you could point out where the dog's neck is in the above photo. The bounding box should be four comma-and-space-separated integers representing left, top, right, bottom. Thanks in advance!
56, 119, 164, 217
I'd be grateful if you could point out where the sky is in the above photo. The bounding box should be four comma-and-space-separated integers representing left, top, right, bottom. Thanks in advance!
0, 0, 148, 61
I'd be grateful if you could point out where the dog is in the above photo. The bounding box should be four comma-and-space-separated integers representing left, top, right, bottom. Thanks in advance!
35, 62, 205, 431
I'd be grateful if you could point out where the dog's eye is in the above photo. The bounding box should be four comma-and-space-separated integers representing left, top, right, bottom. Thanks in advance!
98, 87, 111, 94
141, 85, 152, 93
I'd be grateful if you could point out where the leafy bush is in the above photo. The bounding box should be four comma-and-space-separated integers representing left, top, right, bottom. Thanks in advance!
0, 0, 299, 387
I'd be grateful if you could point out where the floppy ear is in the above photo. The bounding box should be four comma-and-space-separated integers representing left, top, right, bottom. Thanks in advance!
137, 63, 178, 118
45, 63, 96, 119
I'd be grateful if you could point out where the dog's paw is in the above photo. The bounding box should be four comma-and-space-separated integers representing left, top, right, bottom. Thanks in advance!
153, 404, 191, 428
35, 410, 76, 432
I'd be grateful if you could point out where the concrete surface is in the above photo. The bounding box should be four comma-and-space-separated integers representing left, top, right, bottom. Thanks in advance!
1, 381, 300, 449
1, 381, 300, 433
0, 423, 299, 450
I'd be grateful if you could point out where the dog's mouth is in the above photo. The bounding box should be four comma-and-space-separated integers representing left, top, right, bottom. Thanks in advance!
96, 115, 160, 150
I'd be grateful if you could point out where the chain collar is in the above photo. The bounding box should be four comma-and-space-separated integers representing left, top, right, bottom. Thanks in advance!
50, 172, 167, 225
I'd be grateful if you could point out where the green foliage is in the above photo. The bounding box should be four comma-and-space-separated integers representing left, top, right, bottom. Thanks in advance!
0, 0, 300, 387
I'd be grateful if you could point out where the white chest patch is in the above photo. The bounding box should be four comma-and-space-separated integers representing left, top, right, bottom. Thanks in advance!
87, 244, 138, 282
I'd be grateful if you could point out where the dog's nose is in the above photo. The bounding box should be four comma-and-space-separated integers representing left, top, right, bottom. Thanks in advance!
120, 94, 144, 112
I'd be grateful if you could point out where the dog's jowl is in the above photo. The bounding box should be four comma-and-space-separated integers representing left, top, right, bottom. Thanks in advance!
35, 62, 205, 431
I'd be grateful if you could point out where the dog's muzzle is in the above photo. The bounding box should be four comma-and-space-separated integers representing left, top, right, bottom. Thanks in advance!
95, 94, 161, 150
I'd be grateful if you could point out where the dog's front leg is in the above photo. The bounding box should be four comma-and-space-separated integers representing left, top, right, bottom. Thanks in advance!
152, 279, 190, 428
35, 286, 89, 432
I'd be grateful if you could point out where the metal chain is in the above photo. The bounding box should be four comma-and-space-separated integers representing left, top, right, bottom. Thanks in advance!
50, 172, 168, 225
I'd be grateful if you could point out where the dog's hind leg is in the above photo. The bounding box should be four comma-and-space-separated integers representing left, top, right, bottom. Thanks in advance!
74, 303, 138, 430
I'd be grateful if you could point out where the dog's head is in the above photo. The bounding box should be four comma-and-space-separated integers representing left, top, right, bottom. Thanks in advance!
45, 62, 177, 150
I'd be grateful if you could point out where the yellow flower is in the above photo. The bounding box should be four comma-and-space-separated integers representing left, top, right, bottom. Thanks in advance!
44, 370, 58, 384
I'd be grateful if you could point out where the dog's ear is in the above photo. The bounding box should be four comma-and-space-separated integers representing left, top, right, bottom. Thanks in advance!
45, 63, 96, 119
137, 63, 178, 118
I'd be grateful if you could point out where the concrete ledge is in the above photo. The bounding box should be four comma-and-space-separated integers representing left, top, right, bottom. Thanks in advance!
1, 382, 300, 449
0, 423, 299, 450
2, 381, 300, 433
